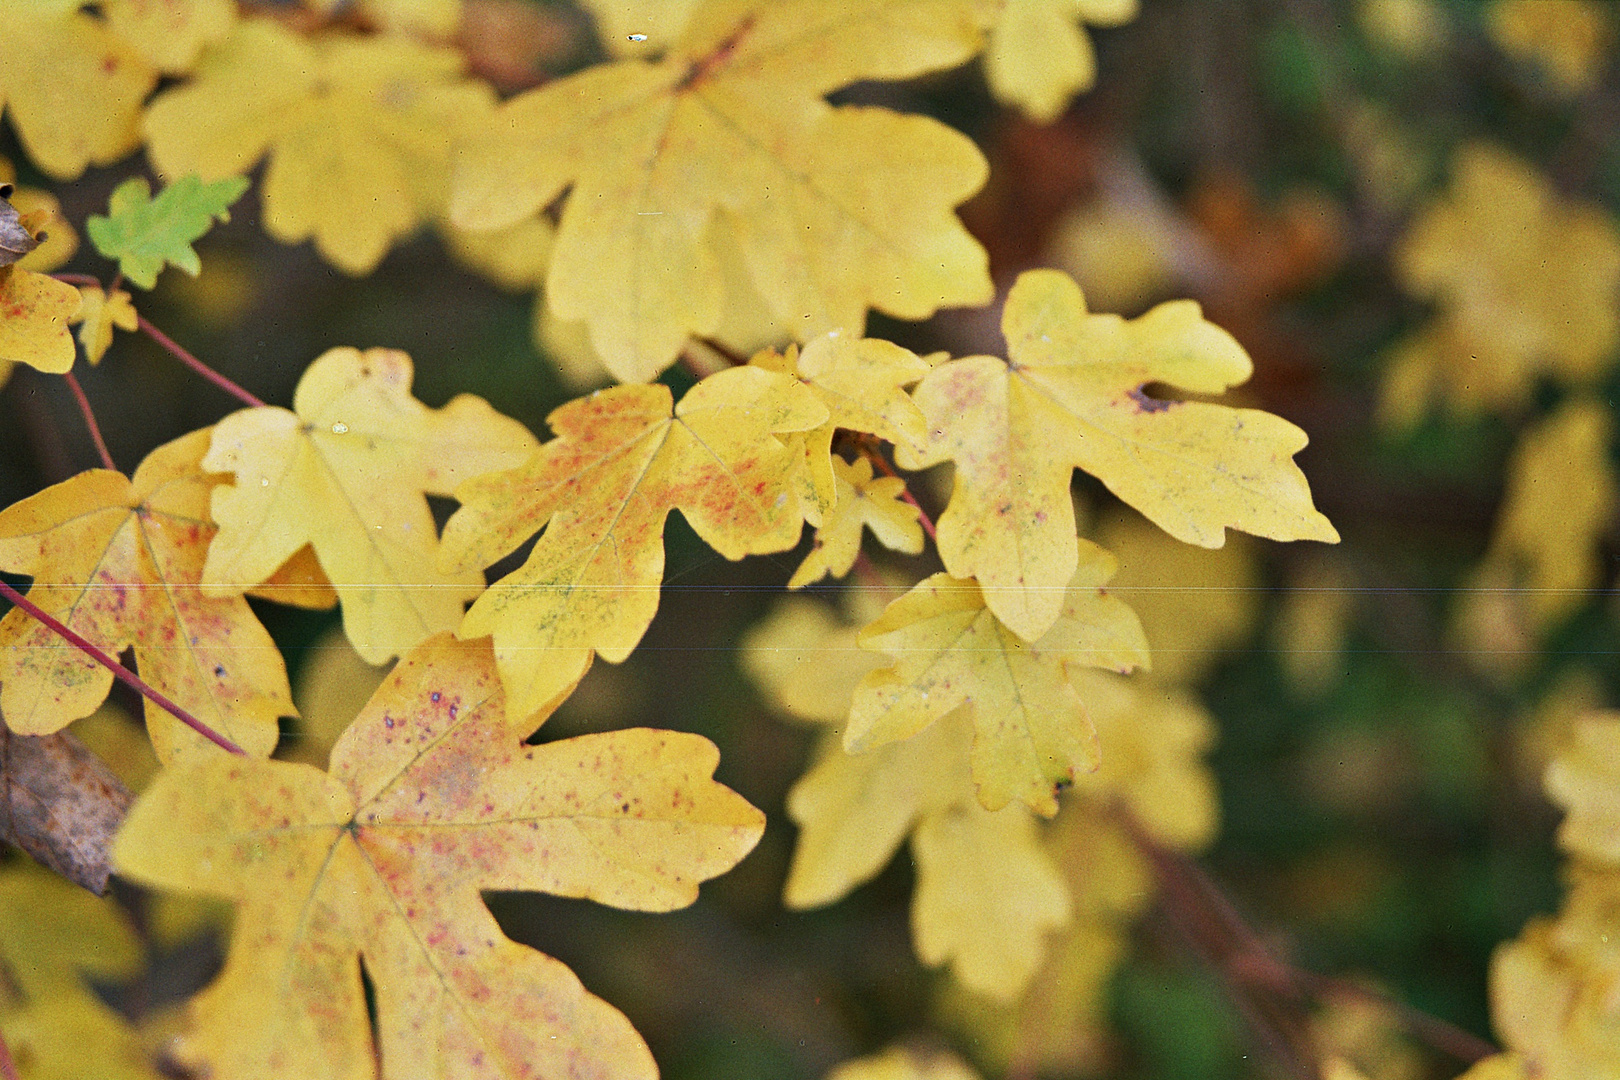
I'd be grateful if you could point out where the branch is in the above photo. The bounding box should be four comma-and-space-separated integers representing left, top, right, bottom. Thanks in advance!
0, 580, 246, 756
1119, 807, 1499, 1071
62, 371, 115, 471
136, 316, 266, 408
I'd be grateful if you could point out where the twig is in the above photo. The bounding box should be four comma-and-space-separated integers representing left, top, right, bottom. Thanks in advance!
0, 1027, 19, 1080
695, 335, 749, 366
0, 579, 246, 756
136, 316, 266, 408
49, 272, 101, 288
1119, 807, 1499, 1070
62, 371, 115, 471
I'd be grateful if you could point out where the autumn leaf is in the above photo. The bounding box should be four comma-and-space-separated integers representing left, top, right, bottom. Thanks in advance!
741, 594, 889, 726
0, 182, 39, 266
112, 633, 765, 1080
0, 428, 289, 762
1544, 712, 1620, 862
786, 709, 1071, 1000
0, 862, 160, 1080
102, 0, 235, 73
86, 175, 250, 290
826, 1045, 984, 1080
71, 286, 137, 365
452, 0, 994, 383
788, 456, 924, 588
0, 160, 79, 273
0, 265, 82, 375
0, 0, 156, 180
1488, 0, 1610, 96
201, 346, 537, 664
848, 544, 1150, 814
899, 269, 1337, 642
284, 626, 390, 769
752, 332, 932, 521
442, 365, 824, 720
578, 0, 698, 56
143, 19, 494, 274
984, 0, 1138, 123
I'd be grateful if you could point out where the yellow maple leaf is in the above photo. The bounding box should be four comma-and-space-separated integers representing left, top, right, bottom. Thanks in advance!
442, 365, 825, 719
847, 546, 1150, 815
900, 269, 1337, 643
0, 862, 160, 1080
200, 346, 536, 665
102, 0, 234, 73
452, 0, 994, 383
753, 332, 932, 522
1545, 712, 1620, 863
788, 456, 924, 588
1484, 398, 1617, 629
70, 285, 137, 365
984, 0, 1138, 123
0, 428, 290, 761
1488, 0, 1610, 97
143, 19, 494, 274
826, 1045, 984, 1080
1390, 143, 1620, 419
0, 265, 81, 375
112, 633, 764, 1080
787, 709, 1071, 1000
577, 0, 699, 56
741, 594, 889, 725
0, 0, 155, 180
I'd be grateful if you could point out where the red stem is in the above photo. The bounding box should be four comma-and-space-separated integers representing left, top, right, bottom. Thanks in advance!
858, 445, 937, 542
62, 371, 115, 471
136, 316, 265, 408
0, 1027, 19, 1080
0, 579, 246, 756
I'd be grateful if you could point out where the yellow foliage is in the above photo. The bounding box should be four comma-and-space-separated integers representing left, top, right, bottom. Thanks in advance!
201, 346, 537, 664
444, 365, 824, 719
112, 634, 764, 1080
0, 0, 155, 180
1388, 143, 1620, 420
1357, 0, 1449, 57
0, 429, 290, 761
71, 285, 137, 366
284, 626, 391, 769
452, 0, 994, 383
144, 19, 494, 274
788, 456, 924, 587
0, 158, 78, 273
902, 269, 1335, 643
1488, 0, 1610, 96
849, 553, 1150, 815
578, 0, 699, 56
742, 593, 894, 726
1545, 712, 1620, 863
826, 1046, 983, 1080
0, 266, 81, 374
102, 0, 234, 73
984, 0, 1138, 123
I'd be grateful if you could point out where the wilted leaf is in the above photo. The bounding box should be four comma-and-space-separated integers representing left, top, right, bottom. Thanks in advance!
443, 365, 824, 719
453, 0, 994, 382
201, 347, 537, 664
112, 633, 765, 1080
86, 175, 250, 290
848, 546, 1149, 814
900, 269, 1336, 642
144, 19, 494, 274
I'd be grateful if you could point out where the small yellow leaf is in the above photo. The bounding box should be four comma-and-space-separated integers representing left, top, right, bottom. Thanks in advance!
984, 0, 1137, 123
901, 269, 1336, 642
849, 547, 1150, 815
102, 0, 234, 73
444, 365, 825, 719
453, 0, 993, 382
789, 456, 924, 588
1545, 712, 1620, 862
0, 2, 156, 179
144, 19, 495, 274
0, 265, 82, 374
0, 428, 290, 761
201, 347, 538, 664
113, 633, 764, 1080
826, 1046, 983, 1080
71, 286, 137, 366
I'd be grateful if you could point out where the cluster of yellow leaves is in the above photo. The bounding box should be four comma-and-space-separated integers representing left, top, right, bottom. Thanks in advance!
1457, 711, 1620, 1080
0, 184, 81, 379
1383, 142, 1620, 425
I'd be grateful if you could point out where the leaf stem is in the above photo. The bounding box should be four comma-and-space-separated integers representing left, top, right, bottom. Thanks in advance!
0, 579, 246, 756
1117, 806, 1498, 1069
50, 272, 101, 288
62, 371, 116, 471
695, 335, 749, 366
0, 1026, 18, 1080
136, 316, 266, 409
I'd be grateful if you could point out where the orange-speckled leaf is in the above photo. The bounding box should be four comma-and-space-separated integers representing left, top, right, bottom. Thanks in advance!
900, 269, 1337, 642
0, 264, 82, 373
0, 428, 289, 762
442, 365, 825, 719
201, 346, 538, 664
112, 633, 764, 1080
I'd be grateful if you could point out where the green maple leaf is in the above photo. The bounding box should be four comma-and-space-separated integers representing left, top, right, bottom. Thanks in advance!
86, 175, 249, 289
